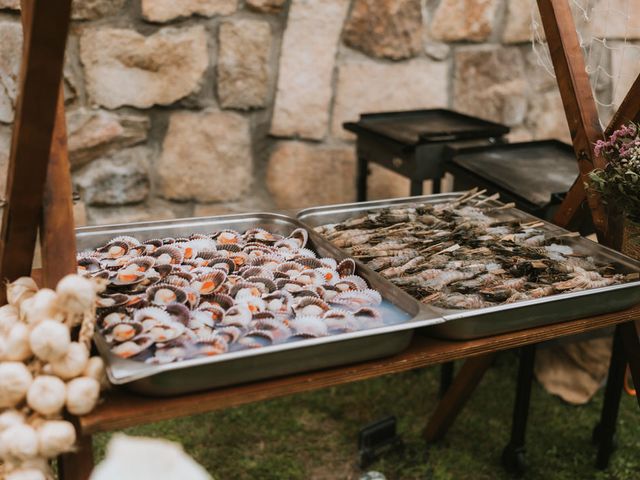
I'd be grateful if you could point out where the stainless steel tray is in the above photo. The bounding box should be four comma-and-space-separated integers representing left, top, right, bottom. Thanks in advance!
76, 213, 442, 396
297, 193, 640, 340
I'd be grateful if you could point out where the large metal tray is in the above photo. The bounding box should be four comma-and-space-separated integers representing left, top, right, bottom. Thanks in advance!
76, 213, 441, 396
297, 193, 640, 340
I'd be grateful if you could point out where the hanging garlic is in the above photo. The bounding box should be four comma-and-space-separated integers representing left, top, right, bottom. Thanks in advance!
0, 409, 25, 432
20, 289, 60, 325
5, 468, 47, 480
29, 319, 70, 362
0, 424, 39, 462
36, 420, 76, 458
0, 304, 19, 335
6, 277, 38, 309
0, 362, 32, 408
4, 323, 32, 361
66, 376, 100, 416
26, 376, 66, 417
49, 342, 88, 380
56, 274, 101, 324
83, 356, 106, 384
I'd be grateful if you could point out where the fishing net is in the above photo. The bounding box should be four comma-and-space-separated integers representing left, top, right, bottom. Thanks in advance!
530, 0, 640, 125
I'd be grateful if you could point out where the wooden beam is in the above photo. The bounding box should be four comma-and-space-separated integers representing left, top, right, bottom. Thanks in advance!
537, 0, 610, 241
606, 73, 640, 136
40, 86, 77, 288
423, 354, 495, 443
0, 0, 73, 295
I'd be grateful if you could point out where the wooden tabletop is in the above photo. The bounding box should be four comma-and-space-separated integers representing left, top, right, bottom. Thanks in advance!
80, 303, 640, 435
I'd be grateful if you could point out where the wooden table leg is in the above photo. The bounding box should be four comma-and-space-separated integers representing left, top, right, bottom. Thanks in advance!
620, 319, 640, 409
424, 353, 495, 443
58, 433, 94, 480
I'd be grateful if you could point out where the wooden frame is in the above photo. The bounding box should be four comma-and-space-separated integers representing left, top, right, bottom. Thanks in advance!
0, 0, 638, 479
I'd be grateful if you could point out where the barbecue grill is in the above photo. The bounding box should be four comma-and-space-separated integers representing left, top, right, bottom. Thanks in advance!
344, 109, 510, 200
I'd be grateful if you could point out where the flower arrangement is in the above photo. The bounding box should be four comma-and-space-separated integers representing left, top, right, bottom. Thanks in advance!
589, 122, 640, 221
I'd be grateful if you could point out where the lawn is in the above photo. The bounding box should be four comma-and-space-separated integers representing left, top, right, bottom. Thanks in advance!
94, 350, 640, 479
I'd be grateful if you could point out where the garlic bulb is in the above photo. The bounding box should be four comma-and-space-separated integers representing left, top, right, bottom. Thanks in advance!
0, 362, 32, 408
29, 319, 70, 362
0, 304, 19, 335
0, 409, 25, 432
83, 356, 106, 384
20, 289, 60, 325
0, 424, 38, 461
26, 376, 66, 416
37, 420, 76, 458
50, 342, 88, 380
6, 276, 38, 309
56, 274, 99, 318
5, 467, 46, 480
5, 323, 32, 361
66, 376, 100, 416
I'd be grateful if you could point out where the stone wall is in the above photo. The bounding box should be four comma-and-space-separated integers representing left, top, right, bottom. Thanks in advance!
0, 0, 635, 226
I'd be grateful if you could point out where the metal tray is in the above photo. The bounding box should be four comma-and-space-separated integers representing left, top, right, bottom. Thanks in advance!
76, 213, 440, 396
297, 193, 640, 340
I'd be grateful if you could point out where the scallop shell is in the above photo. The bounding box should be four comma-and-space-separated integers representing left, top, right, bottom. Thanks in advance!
207, 257, 236, 273
100, 310, 128, 328
196, 335, 228, 356
319, 258, 338, 269
98, 240, 129, 259
143, 238, 164, 249
217, 243, 242, 253
229, 252, 249, 268
297, 257, 324, 269
96, 293, 130, 309
152, 245, 184, 265
216, 326, 243, 343
274, 278, 306, 293
203, 293, 234, 310
165, 303, 191, 326
191, 269, 227, 295
163, 275, 191, 288
146, 283, 188, 306
337, 275, 368, 290
111, 235, 141, 247
184, 287, 201, 309
248, 254, 285, 269
106, 321, 143, 343
245, 276, 276, 293
263, 291, 293, 315
331, 289, 382, 307
236, 296, 266, 314
125, 256, 155, 272
221, 305, 252, 328
354, 307, 384, 329
295, 269, 323, 286
134, 307, 173, 329
198, 305, 226, 323
323, 309, 359, 333
230, 282, 265, 298
78, 256, 102, 273
248, 228, 280, 244
292, 297, 330, 317
216, 230, 242, 245
337, 259, 356, 278
112, 335, 154, 359
147, 321, 185, 343
292, 248, 317, 259
289, 316, 328, 337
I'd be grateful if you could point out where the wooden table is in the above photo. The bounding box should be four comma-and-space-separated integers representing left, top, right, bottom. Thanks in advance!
58, 304, 640, 480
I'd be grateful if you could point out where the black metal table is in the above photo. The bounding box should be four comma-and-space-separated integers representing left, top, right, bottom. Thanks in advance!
344, 109, 510, 200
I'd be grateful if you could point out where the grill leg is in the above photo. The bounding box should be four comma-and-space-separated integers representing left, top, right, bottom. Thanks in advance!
502, 345, 536, 477
410, 178, 423, 197
593, 326, 626, 469
356, 155, 368, 202
432, 177, 442, 194
439, 362, 454, 398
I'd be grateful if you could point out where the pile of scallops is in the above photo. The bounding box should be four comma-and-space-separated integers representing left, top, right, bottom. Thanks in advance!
0, 274, 105, 480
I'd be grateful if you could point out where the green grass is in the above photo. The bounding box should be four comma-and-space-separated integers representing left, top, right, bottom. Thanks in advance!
94, 351, 640, 479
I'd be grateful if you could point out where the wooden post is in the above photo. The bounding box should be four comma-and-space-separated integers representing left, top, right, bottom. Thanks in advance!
0, 0, 73, 299
536, 0, 610, 242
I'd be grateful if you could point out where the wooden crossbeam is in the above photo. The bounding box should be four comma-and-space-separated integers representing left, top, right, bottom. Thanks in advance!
537, 0, 611, 242
0, 0, 73, 298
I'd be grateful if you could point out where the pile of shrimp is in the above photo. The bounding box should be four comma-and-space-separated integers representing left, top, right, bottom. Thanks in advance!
315, 190, 635, 310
